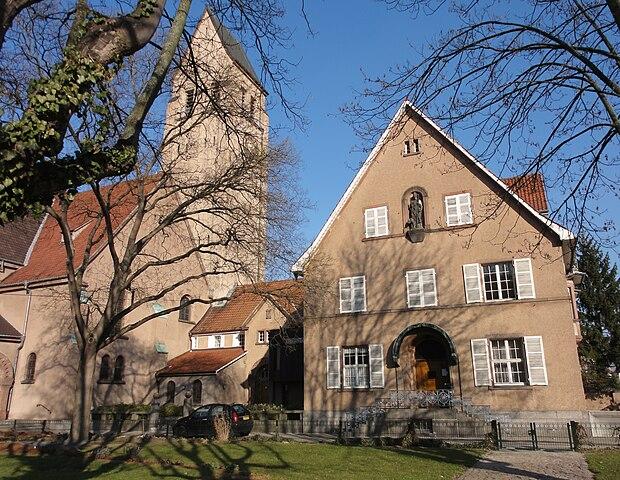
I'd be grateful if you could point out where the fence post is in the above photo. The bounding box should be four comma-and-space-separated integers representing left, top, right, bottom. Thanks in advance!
41, 420, 46, 434
567, 423, 574, 451
570, 421, 580, 450
530, 422, 538, 450
491, 420, 500, 449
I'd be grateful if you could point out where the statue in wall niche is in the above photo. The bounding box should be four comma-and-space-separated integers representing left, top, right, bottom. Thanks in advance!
405, 191, 425, 242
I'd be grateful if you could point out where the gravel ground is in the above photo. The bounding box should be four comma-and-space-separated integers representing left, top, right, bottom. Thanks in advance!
457, 449, 594, 480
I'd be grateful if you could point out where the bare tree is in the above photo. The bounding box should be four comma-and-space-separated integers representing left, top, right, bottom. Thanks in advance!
45, 132, 303, 443
346, 0, 620, 245
0, 0, 302, 223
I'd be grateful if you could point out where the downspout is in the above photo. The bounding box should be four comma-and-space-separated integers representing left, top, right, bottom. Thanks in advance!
7, 281, 32, 416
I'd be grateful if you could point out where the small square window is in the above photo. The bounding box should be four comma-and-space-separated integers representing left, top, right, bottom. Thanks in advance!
258, 330, 268, 344
214, 335, 222, 348
266, 308, 272, 319
403, 139, 420, 156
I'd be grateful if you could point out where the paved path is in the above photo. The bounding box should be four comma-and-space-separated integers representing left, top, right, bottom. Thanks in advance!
457, 450, 593, 480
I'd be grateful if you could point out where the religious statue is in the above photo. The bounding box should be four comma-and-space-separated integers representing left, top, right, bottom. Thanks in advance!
405, 191, 425, 242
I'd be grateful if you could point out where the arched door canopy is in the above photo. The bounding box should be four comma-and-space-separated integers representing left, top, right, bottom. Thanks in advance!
390, 323, 458, 367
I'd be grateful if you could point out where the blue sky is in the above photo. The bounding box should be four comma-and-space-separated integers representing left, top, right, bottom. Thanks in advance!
264, 1, 460, 247
239, 1, 618, 260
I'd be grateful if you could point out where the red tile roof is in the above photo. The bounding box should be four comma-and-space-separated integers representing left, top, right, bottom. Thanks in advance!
502, 173, 549, 213
0, 216, 44, 265
1, 179, 155, 286
0, 314, 21, 339
157, 347, 245, 376
191, 280, 303, 335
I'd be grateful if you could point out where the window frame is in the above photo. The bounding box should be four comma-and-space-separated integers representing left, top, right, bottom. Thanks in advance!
444, 193, 473, 226
99, 354, 111, 383
339, 275, 367, 313
342, 346, 370, 389
23, 352, 36, 383
192, 379, 202, 404
482, 262, 517, 302
214, 335, 223, 348
179, 295, 191, 322
113, 355, 125, 383
489, 338, 527, 386
364, 206, 389, 238
166, 380, 176, 404
405, 268, 438, 308
257, 330, 268, 344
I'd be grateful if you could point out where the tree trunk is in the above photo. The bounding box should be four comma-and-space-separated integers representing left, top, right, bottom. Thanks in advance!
69, 342, 97, 445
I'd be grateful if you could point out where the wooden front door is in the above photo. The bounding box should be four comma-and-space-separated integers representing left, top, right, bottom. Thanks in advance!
415, 359, 437, 391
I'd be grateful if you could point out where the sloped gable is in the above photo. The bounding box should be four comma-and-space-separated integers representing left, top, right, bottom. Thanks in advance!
293, 101, 573, 273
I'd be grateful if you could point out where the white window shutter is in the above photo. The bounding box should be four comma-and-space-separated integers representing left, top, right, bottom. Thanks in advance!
445, 196, 459, 226
364, 209, 376, 238
369, 344, 385, 388
471, 339, 491, 386
421, 269, 438, 306
326, 346, 341, 389
376, 207, 388, 236
463, 264, 483, 303
524, 336, 548, 385
459, 194, 473, 224
514, 258, 536, 299
406, 271, 422, 307
339, 278, 352, 312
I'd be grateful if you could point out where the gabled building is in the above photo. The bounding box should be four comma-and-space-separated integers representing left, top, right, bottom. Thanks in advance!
157, 280, 303, 410
294, 101, 585, 421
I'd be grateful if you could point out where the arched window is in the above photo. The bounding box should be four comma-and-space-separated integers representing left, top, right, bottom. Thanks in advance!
99, 354, 111, 382
179, 295, 191, 322
24, 352, 36, 383
166, 380, 176, 403
113, 356, 124, 382
192, 379, 202, 404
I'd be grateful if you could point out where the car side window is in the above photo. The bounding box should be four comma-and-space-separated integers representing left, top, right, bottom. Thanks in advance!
210, 405, 225, 418
192, 407, 210, 419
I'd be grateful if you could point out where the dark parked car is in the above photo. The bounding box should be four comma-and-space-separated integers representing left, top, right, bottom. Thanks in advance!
172, 403, 253, 438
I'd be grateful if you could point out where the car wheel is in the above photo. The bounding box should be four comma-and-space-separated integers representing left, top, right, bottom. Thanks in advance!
174, 425, 187, 438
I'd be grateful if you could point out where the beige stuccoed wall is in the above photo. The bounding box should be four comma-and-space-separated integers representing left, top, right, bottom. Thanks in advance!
303, 109, 586, 415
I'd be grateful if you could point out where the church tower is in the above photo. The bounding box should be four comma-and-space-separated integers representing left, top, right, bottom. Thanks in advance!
162, 8, 268, 298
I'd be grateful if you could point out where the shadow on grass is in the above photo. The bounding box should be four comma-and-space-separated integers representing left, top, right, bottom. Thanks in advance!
0, 436, 482, 479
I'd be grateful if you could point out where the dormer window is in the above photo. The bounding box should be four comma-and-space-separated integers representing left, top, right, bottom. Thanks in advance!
403, 138, 420, 156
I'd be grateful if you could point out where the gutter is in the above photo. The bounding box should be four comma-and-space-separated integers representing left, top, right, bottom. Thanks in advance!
6, 281, 32, 416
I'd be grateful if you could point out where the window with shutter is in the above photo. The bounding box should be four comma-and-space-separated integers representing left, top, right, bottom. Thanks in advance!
343, 346, 370, 388
463, 264, 483, 303
369, 344, 385, 388
406, 269, 437, 307
364, 206, 388, 238
482, 262, 517, 300
513, 258, 536, 299
470, 339, 491, 386
524, 336, 548, 385
445, 193, 473, 226
326, 346, 341, 389
339, 276, 366, 313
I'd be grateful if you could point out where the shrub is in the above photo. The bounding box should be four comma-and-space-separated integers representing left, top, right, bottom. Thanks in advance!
160, 403, 183, 417
213, 415, 231, 442
93, 403, 151, 415
247, 403, 285, 417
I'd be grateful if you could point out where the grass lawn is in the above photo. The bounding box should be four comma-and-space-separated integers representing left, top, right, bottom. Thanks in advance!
0, 437, 482, 479
585, 450, 620, 480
